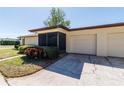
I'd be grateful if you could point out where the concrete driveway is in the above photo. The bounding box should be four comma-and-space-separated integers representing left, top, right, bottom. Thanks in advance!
3, 54, 124, 85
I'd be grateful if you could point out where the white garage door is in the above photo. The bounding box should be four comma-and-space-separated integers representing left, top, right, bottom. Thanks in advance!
108, 33, 124, 57
70, 34, 96, 55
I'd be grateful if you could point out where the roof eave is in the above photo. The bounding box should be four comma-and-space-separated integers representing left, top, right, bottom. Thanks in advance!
28, 22, 124, 32
29, 25, 70, 32
70, 22, 124, 31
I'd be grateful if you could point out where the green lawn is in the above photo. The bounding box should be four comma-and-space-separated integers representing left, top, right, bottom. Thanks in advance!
0, 48, 19, 59
0, 56, 24, 65
0, 48, 62, 78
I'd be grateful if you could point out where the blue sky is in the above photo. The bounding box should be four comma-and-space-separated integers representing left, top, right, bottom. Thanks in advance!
1, 7, 124, 38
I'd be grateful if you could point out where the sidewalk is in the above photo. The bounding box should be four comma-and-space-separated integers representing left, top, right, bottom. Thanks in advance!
0, 73, 8, 86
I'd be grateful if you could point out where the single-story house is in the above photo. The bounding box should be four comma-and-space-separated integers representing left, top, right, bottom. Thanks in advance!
19, 22, 124, 58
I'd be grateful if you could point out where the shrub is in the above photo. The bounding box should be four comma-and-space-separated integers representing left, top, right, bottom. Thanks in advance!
19, 45, 59, 59
18, 45, 36, 54
25, 47, 44, 59
14, 45, 20, 50
42, 46, 59, 59
18, 45, 28, 54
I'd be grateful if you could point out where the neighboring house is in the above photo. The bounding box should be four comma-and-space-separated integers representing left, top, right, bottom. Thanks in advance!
19, 34, 38, 45
20, 22, 124, 57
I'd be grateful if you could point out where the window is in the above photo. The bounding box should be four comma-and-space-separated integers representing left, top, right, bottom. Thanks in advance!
38, 32, 57, 46
38, 32, 66, 51
48, 33, 57, 46
38, 34, 46, 46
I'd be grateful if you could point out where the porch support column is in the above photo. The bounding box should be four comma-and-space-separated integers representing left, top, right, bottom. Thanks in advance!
97, 31, 108, 56
57, 32, 59, 50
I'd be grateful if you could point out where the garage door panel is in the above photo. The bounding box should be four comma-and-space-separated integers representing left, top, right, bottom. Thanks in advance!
108, 33, 124, 57
70, 35, 96, 54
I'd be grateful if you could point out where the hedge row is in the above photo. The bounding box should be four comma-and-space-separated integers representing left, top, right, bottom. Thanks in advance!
0, 41, 20, 45
17, 45, 59, 59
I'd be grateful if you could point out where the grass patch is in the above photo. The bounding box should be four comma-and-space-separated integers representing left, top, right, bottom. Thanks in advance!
0, 48, 19, 59
0, 56, 24, 66
0, 56, 56, 78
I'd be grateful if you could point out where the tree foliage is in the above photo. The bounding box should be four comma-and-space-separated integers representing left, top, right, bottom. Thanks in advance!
44, 8, 70, 27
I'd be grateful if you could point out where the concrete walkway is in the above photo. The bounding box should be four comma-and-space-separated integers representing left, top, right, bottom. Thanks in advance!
0, 73, 8, 86
5, 54, 124, 86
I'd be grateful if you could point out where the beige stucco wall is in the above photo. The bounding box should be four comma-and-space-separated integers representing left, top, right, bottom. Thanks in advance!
20, 38, 23, 45
20, 36, 38, 45
66, 26, 124, 57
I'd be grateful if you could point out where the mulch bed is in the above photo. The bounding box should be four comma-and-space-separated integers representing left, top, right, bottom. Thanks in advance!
0, 64, 41, 78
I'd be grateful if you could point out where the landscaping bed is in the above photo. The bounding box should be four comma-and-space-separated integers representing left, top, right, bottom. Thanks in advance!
0, 48, 19, 59
0, 64, 41, 78
0, 45, 66, 78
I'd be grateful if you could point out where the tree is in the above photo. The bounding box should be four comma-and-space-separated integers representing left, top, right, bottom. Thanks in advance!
44, 8, 70, 27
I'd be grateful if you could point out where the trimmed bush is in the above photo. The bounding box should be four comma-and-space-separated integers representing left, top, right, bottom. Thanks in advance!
14, 45, 20, 50
18, 45, 36, 54
19, 45, 59, 59
25, 47, 44, 59
42, 46, 59, 59
18, 45, 28, 54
